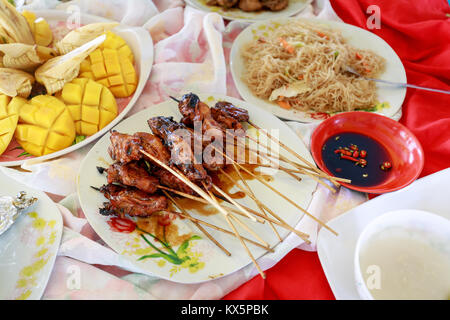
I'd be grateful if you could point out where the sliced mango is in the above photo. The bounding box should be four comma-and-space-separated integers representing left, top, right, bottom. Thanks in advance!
22, 11, 53, 47
0, 94, 26, 155
15, 95, 75, 157
79, 31, 137, 98
58, 77, 118, 136
101, 31, 134, 63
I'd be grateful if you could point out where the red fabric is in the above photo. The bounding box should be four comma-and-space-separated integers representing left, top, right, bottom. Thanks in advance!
223, 249, 335, 300
224, 0, 450, 300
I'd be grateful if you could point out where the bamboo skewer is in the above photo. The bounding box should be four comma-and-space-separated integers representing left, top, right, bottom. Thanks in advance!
156, 184, 265, 224
213, 146, 338, 236
243, 133, 338, 191
230, 162, 282, 241
163, 190, 231, 256
218, 168, 309, 243
141, 148, 268, 277
204, 183, 266, 279
211, 183, 270, 248
211, 183, 255, 222
164, 209, 274, 252
222, 128, 338, 191
226, 214, 265, 279
255, 163, 351, 183
222, 132, 304, 184
221, 165, 282, 242
247, 121, 345, 187
154, 183, 310, 241
139, 149, 257, 223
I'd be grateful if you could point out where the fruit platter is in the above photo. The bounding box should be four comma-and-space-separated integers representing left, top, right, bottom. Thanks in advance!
0, 3, 153, 166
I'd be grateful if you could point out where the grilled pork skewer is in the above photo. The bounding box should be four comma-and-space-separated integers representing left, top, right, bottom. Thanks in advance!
148, 116, 213, 185
99, 184, 168, 217
106, 161, 159, 194
108, 131, 170, 165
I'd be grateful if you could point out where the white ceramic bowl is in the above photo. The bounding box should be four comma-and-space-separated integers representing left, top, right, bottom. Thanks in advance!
354, 209, 450, 300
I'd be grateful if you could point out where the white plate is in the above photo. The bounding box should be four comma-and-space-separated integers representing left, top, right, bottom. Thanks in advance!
77, 93, 317, 283
0, 169, 63, 300
230, 18, 407, 122
0, 10, 153, 166
317, 168, 450, 300
186, 0, 311, 23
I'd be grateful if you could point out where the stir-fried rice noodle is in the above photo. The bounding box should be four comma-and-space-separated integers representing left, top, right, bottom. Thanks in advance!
241, 21, 386, 113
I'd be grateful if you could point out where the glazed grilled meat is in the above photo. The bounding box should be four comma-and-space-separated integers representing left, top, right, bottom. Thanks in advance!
153, 167, 197, 195
177, 93, 223, 136
108, 131, 170, 165
239, 0, 263, 11
99, 184, 168, 217
213, 101, 249, 122
106, 162, 159, 194
148, 116, 209, 183
206, 0, 288, 11
178, 92, 199, 126
206, 0, 239, 8
261, 0, 288, 11
135, 132, 171, 164
108, 131, 141, 163
212, 101, 249, 131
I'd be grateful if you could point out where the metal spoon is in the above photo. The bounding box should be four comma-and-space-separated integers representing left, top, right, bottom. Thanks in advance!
345, 66, 450, 95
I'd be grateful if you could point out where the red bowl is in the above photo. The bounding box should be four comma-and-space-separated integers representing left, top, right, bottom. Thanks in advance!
310, 112, 424, 194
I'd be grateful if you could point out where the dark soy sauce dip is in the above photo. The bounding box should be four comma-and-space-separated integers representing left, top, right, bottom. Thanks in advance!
321, 132, 392, 187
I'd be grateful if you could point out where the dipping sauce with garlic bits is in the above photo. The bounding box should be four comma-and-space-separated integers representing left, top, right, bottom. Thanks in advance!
359, 227, 450, 300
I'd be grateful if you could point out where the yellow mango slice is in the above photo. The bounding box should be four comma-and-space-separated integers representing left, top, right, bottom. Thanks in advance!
101, 31, 134, 63
22, 11, 53, 47
59, 77, 118, 136
15, 95, 75, 156
79, 32, 137, 98
0, 95, 26, 155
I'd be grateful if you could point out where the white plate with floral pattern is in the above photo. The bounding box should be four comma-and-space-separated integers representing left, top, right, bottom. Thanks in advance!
78, 93, 317, 283
0, 10, 153, 166
230, 17, 406, 122
186, 0, 311, 23
0, 169, 63, 300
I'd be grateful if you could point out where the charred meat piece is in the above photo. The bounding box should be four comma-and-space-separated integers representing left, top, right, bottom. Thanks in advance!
218, 0, 239, 7
211, 101, 249, 131
108, 131, 170, 165
239, 0, 263, 11
99, 184, 167, 217
148, 116, 209, 182
177, 93, 225, 144
108, 131, 142, 163
213, 101, 250, 122
261, 0, 288, 11
153, 167, 196, 195
135, 132, 171, 165
178, 92, 199, 126
106, 162, 159, 194
177, 93, 223, 135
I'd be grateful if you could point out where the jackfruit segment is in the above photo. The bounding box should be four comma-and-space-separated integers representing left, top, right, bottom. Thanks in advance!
59, 77, 118, 136
22, 11, 53, 47
15, 95, 75, 156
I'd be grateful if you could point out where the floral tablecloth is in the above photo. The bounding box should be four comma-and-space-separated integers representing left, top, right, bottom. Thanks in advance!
2, 0, 448, 300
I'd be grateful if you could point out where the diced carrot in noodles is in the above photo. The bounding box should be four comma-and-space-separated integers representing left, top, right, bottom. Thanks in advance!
355, 52, 363, 60
277, 100, 291, 110
316, 31, 329, 40
278, 38, 294, 54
